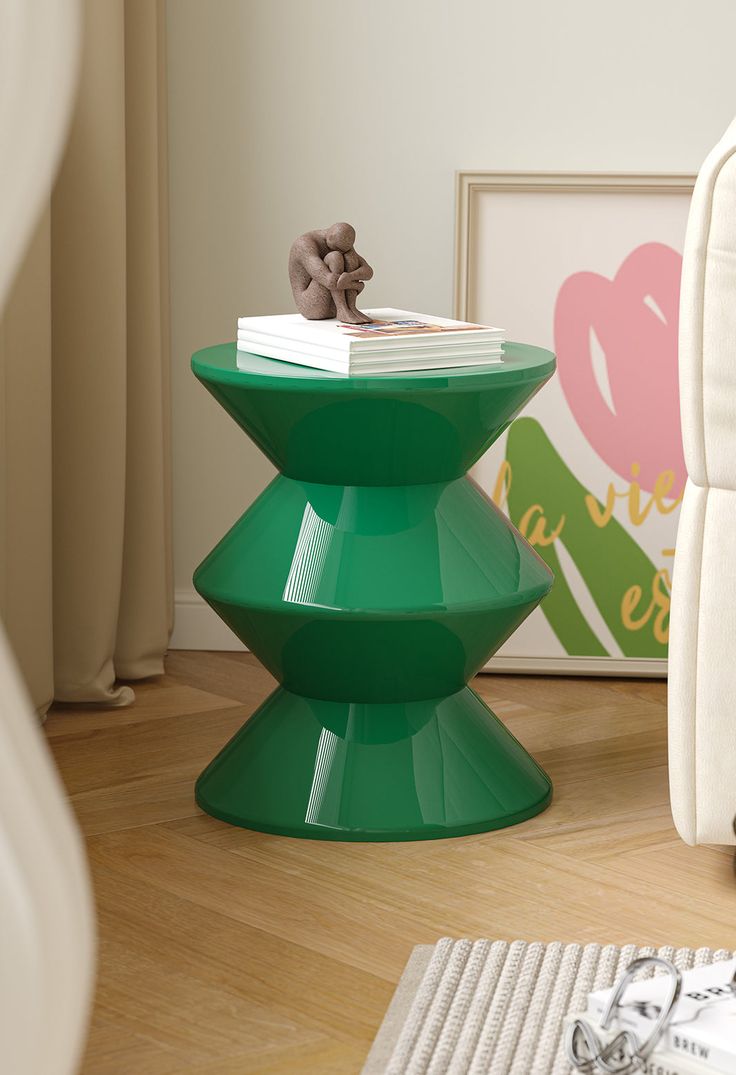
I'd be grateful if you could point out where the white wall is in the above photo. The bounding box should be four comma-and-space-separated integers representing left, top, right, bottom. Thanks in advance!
166, 0, 736, 648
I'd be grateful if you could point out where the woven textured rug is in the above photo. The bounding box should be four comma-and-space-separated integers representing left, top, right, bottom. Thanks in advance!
362, 938, 736, 1075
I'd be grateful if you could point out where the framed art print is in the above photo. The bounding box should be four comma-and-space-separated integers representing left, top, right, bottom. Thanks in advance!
456, 172, 695, 675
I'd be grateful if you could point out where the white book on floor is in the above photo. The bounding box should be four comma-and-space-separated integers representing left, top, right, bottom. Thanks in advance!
565, 1016, 716, 1075
639, 1053, 716, 1075
585, 958, 736, 1074
235, 308, 505, 373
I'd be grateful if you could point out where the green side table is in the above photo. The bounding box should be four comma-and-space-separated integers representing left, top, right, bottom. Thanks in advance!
192, 342, 555, 840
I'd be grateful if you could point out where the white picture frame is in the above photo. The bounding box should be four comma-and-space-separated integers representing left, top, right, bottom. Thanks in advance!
456, 172, 695, 676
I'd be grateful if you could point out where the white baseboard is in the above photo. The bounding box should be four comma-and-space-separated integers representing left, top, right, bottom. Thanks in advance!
170, 589, 245, 651
484, 654, 667, 678
170, 590, 667, 677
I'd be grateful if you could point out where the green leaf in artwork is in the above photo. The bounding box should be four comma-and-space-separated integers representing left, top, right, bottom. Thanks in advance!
504, 418, 668, 659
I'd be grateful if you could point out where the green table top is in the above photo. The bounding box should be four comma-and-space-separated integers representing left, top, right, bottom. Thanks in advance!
191, 340, 555, 485
192, 341, 555, 393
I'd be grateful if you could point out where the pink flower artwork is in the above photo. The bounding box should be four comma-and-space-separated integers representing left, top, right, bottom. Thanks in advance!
554, 242, 685, 494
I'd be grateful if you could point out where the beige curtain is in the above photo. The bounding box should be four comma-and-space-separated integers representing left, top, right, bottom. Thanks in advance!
0, 0, 172, 714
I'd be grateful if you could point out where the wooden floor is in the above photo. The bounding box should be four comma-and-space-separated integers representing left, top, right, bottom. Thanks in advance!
45, 652, 735, 1075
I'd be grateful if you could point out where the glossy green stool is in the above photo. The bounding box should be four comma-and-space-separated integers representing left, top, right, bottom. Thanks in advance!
192, 343, 555, 840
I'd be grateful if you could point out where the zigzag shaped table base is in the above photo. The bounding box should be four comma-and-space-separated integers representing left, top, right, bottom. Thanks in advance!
196, 686, 551, 841
192, 343, 556, 841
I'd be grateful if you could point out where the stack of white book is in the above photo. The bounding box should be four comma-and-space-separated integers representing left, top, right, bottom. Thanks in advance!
236, 308, 505, 375
567, 957, 736, 1074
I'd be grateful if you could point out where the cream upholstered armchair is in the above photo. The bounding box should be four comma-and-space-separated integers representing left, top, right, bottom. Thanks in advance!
669, 117, 736, 846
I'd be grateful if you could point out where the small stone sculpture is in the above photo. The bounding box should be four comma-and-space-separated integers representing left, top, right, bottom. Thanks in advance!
288, 223, 374, 324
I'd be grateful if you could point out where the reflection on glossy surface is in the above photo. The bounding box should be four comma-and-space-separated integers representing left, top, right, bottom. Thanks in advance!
196, 687, 551, 840
194, 476, 552, 701
192, 342, 556, 839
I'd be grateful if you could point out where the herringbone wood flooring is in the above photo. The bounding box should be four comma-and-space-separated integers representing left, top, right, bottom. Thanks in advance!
44, 652, 735, 1074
